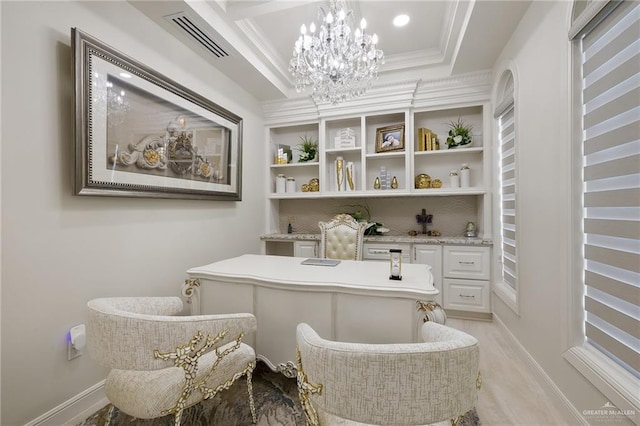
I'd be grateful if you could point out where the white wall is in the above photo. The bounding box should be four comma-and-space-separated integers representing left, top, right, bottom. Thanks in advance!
491, 1, 625, 421
0, 1, 265, 424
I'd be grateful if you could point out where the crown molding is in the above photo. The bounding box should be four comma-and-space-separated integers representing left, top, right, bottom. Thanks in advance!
261, 71, 492, 123
414, 70, 492, 109
262, 80, 420, 123
315, 80, 419, 118
262, 97, 319, 126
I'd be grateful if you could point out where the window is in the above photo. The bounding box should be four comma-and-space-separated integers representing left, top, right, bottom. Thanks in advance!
493, 70, 519, 313
566, 0, 640, 415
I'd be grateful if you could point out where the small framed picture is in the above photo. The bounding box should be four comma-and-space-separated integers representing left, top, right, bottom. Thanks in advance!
375, 124, 405, 153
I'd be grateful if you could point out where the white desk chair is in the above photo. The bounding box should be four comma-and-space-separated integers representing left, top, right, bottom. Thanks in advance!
318, 213, 367, 261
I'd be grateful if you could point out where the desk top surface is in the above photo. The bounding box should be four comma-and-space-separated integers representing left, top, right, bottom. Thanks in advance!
187, 254, 438, 298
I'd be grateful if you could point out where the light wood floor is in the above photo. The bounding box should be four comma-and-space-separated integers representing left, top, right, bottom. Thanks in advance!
446, 318, 572, 426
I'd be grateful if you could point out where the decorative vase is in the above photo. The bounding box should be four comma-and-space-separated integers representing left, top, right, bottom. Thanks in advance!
460, 163, 471, 187
335, 156, 344, 191
346, 162, 355, 191
276, 174, 286, 193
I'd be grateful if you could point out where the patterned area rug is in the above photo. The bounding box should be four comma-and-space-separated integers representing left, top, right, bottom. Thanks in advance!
80, 362, 480, 425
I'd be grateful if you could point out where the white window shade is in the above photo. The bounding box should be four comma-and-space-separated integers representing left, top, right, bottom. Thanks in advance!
498, 103, 517, 291
581, 0, 640, 378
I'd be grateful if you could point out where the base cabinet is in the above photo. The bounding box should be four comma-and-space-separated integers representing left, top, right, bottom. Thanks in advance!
443, 245, 490, 314
413, 245, 443, 305
263, 236, 492, 317
294, 240, 318, 258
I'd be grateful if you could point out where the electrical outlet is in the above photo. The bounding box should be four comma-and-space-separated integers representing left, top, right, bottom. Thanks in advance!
68, 342, 82, 360
67, 324, 86, 360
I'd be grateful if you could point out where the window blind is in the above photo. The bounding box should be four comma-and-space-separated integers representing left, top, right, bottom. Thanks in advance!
581, 0, 640, 378
498, 100, 517, 291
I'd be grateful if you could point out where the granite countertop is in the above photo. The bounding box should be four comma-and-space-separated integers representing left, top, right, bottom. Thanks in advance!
261, 233, 492, 246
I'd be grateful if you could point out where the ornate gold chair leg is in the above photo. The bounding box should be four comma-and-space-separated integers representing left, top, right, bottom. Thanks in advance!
247, 368, 257, 424
173, 408, 183, 426
100, 404, 114, 426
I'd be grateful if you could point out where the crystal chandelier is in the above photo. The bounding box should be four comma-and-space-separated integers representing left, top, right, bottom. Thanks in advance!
289, 0, 384, 105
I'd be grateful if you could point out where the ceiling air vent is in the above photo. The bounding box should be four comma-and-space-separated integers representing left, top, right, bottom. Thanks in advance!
165, 12, 229, 58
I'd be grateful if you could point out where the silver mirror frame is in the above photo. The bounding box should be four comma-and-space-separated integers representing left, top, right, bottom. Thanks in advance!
73, 28, 243, 201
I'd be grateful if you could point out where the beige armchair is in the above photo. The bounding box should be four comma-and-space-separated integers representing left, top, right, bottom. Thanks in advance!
86, 297, 257, 426
295, 321, 480, 426
318, 214, 367, 260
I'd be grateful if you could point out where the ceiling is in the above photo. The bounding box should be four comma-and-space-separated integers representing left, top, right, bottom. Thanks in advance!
131, 0, 532, 103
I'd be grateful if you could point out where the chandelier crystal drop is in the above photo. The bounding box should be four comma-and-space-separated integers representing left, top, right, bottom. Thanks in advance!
289, 0, 384, 105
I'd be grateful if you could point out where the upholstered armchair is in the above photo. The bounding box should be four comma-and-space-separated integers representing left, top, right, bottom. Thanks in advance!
318, 213, 367, 260
86, 297, 257, 426
295, 321, 480, 426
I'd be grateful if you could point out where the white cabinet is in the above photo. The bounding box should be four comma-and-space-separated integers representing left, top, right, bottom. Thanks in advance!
264, 237, 491, 317
413, 245, 443, 305
265, 103, 492, 240
294, 240, 318, 258
443, 246, 491, 314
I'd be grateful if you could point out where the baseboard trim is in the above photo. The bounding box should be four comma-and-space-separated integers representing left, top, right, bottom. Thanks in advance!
25, 381, 107, 426
492, 314, 587, 425
446, 309, 493, 322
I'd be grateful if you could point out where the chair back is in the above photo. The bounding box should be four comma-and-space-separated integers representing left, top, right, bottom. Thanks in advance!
87, 297, 255, 370
86, 296, 258, 424
318, 214, 367, 260
296, 322, 480, 425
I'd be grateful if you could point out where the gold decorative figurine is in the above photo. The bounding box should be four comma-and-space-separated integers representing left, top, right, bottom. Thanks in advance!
415, 173, 431, 189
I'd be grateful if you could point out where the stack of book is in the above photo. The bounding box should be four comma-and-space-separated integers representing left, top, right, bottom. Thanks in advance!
334, 128, 356, 148
417, 128, 440, 151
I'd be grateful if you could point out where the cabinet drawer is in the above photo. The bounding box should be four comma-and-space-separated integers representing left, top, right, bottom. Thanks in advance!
363, 243, 411, 262
443, 246, 490, 280
443, 279, 490, 312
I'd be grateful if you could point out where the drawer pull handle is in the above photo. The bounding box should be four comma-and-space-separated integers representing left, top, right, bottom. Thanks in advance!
459, 261, 475, 265
371, 249, 389, 254
459, 294, 475, 299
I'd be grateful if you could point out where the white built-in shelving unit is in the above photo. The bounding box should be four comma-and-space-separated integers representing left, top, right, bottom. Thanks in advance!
263, 75, 494, 239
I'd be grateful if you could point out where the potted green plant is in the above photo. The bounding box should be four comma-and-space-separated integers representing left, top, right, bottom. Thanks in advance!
341, 204, 389, 235
295, 135, 318, 162
446, 117, 473, 149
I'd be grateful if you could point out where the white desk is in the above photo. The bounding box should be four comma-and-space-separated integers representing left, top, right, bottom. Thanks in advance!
184, 254, 440, 375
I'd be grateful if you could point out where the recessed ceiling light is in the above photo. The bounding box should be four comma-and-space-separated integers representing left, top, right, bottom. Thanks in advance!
393, 14, 410, 27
